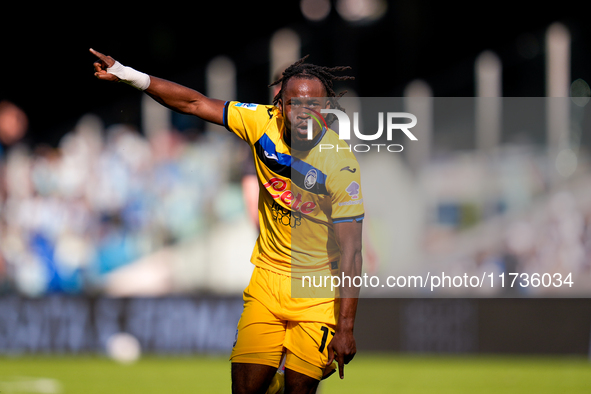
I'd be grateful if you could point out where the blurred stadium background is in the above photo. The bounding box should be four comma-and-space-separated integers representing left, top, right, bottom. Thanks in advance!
1, 1, 591, 392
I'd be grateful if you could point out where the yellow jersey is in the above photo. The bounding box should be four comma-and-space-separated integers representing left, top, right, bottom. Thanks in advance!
224, 101, 364, 278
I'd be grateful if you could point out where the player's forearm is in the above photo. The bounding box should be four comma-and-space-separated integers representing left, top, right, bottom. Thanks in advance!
337, 297, 359, 333
91, 49, 227, 126
337, 248, 362, 332
334, 220, 363, 331
145, 76, 206, 116
339, 247, 363, 298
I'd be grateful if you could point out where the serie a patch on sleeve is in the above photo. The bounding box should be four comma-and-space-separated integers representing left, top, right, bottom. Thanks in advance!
234, 102, 259, 111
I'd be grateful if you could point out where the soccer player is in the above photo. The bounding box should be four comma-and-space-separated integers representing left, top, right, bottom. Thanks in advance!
90, 49, 364, 394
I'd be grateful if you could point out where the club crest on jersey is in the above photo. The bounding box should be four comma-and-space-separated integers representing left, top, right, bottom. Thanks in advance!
304, 169, 317, 190
345, 181, 360, 200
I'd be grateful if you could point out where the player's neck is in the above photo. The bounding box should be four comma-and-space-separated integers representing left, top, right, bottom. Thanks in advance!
284, 127, 326, 151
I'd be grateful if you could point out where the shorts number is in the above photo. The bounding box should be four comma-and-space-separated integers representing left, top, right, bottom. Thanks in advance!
319, 326, 335, 353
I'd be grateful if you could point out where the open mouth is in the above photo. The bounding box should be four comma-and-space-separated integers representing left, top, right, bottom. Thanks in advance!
295, 122, 308, 135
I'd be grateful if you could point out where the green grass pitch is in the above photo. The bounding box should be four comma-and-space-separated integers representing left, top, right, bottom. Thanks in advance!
1, 353, 590, 393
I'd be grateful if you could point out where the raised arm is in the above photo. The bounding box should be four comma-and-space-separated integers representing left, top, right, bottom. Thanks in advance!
90, 48, 226, 125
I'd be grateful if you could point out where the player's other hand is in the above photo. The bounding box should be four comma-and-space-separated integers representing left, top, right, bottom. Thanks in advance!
90, 48, 119, 82
326, 330, 356, 379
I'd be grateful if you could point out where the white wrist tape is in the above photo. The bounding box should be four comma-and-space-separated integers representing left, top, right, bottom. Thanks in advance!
107, 61, 151, 91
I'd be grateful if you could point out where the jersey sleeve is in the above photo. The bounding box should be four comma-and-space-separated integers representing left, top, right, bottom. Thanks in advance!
223, 101, 274, 144
326, 157, 365, 223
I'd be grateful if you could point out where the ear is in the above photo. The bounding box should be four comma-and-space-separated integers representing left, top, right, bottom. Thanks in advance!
278, 97, 284, 114
324, 99, 332, 109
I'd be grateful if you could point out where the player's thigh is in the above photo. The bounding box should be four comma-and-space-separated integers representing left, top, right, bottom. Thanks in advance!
231, 296, 286, 393
231, 362, 277, 394
284, 365, 320, 394
284, 321, 337, 381
231, 293, 286, 365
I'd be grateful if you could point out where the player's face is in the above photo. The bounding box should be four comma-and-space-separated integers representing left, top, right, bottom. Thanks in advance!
281, 77, 330, 147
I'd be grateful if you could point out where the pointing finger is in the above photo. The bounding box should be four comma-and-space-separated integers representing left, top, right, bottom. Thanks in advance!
337, 354, 345, 379
89, 48, 105, 60
90, 48, 115, 68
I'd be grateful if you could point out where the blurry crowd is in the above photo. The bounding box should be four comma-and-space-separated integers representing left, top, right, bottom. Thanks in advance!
0, 102, 246, 297
1, 99, 590, 298
498, 188, 591, 293
423, 153, 591, 295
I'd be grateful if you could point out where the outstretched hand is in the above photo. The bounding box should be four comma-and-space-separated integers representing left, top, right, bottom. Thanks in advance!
90, 48, 119, 82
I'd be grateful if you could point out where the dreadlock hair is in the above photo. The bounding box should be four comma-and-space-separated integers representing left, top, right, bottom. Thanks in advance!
269, 55, 355, 126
